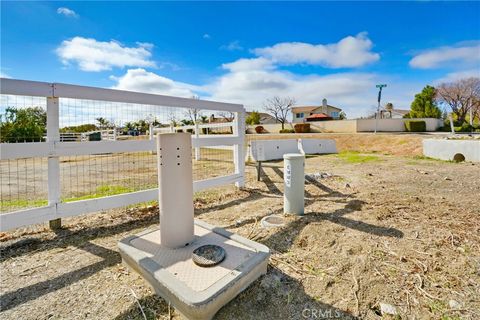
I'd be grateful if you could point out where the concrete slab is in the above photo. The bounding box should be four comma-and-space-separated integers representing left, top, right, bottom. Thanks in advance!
423, 138, 480, 162
118, 219, 270, 320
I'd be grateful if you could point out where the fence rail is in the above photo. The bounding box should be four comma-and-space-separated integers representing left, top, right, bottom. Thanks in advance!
0, 78, 246, 231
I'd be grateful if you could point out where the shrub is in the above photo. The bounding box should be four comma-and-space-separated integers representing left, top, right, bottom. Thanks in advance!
246, 111, 261, 125
457, 123, 474, 132
405, 120, 426, 132
255, 126, 265, 134
279, 129, 295, 133
294, 123, 310, 133
438, 126, 452, 132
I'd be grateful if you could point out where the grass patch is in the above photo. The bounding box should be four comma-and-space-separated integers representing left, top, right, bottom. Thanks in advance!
1, 199, 48, 211
337, 151, 380, 164
1, 185, 155, 212
411, 155, 456, 163
63, 185, 135, 202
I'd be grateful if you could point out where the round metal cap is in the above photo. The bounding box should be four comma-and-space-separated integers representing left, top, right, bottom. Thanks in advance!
192, 245, 226, 267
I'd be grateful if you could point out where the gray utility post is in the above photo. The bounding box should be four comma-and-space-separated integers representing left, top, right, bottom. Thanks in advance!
374, 84, 387, 134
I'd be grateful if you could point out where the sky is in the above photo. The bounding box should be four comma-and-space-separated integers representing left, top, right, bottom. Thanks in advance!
1, 1, 479, 118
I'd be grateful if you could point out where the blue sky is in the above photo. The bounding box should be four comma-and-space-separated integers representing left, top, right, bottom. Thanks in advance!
1, 1, 479, 118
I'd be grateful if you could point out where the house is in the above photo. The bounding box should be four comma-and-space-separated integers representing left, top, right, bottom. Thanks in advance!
292, 99, 342, 123
245, 111, 278, 124
379, 108, 409, 119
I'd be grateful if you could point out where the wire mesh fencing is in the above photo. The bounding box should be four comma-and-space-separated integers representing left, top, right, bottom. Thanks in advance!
1, 90, 240, 214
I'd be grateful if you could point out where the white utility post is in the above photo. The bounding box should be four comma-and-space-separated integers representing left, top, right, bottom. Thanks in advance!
47, 95, 61, 229
283, 153, 305, 215
157, 133, 194, 248
449, 114, 455, 134
233, 110, 245, 187
194, 121, 201, 161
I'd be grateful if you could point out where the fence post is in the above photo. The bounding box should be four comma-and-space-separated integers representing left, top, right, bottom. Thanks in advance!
233, 109, 246, 187
194, 122, 200, 160
47, 95, 61, 229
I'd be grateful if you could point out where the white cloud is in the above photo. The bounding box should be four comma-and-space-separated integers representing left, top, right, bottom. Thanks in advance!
222, 57, 275, 72
203, 34, 211, 39
253, 32, 380, 68
0, 71, 11, 78
434, 69, 480, 84
110, 68, 199, 97
57, 7, 78, 18
107, 33, 426, 118
409, 42, 480, 69
207, 68, 380, 117
220, 40, 243, 51
56, 37, 156, 72
110, 67, 381, 118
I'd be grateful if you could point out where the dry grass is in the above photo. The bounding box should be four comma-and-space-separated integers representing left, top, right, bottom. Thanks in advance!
1, 134, 479, 320
247, 132, 430, 156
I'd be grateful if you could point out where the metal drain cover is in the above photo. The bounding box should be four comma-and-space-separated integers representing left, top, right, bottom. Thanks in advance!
192, 244, 226, 267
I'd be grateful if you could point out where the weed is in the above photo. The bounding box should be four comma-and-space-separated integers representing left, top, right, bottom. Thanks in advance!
0, 198, 48, 211
337, 151, 380, 164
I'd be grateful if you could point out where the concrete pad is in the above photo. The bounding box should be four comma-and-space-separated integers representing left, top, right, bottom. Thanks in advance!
298, 138, 337, 154
423, 139, 480, 162
118, 219, 270, 320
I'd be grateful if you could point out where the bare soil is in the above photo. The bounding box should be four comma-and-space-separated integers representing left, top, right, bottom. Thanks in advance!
1, 137, 479, 319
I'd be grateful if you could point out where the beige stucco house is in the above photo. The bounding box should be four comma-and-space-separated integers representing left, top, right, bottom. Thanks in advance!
292, 99, 342, 123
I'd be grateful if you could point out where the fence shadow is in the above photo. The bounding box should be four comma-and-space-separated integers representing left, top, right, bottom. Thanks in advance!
0, 210, 158, 263
0, 241, 120, 312
262, 199, 403, 254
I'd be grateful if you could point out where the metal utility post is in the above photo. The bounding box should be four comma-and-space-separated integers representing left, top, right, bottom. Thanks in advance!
374, 84, 387, 134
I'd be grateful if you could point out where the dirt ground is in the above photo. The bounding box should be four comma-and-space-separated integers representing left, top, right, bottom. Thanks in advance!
1, 138, 479, 319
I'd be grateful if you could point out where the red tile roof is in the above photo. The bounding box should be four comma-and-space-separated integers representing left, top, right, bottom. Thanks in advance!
306, 113, 332, 119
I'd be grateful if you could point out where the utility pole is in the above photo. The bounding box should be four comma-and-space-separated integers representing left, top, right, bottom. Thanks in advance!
374, 84, 387, 134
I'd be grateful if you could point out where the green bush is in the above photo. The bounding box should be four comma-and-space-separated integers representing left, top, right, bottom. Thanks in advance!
279, 129, 295, 133
405, 120, 426, 132
456, 123, 474, 132
294, 123, 310, 133
438, 126, 452, 132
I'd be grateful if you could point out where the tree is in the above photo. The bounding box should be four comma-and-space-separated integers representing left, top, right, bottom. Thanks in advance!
218, 111, 235, 122
264, 96, 296, 130
95, 117, 112, 129
406, 85, 442, 119
246, 111, 261, 125
60, 124, 97, 133
384, 102, 393, 118
437, 77, 480, 124
180, 119, 194, 126
0, 107, 47, 142
217, 111, 235, 133
185, 108, 202, 124
185, 95, 203, 124
339, 111, 347, 120
168, 111, 178, 127
200, 115, 208, 123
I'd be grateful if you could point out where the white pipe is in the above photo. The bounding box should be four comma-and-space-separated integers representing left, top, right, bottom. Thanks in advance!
157, 133, 194, 248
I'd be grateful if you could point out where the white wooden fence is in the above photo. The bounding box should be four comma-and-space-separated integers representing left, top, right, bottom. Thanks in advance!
0, 78, 246, 231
